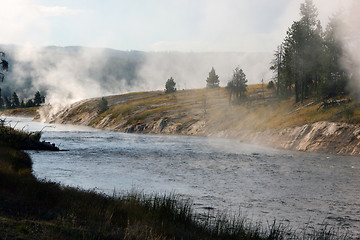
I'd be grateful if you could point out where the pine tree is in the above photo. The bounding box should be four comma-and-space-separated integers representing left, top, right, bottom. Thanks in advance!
0, 88, 3, 110
227, 67, 248, 103
20, 100, 25, 108
98, 97, 109, 114
206, 67, 220, 88
321, 13, 348, 98
0, 52, 8, 108
0, 52, 8, 82
26, 99, 34, 108
271, 0, 334, 102
12, 92, 20, 109
4, 96, 11, 109
34, 91, 42, 106
165, 77, 176, 94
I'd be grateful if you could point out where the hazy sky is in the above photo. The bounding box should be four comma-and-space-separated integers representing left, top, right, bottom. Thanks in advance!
0, 0, 351, 52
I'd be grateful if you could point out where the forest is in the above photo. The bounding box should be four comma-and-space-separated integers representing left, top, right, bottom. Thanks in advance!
270, 0, 352, 103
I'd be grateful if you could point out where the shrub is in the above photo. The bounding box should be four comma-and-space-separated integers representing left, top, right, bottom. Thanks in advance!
267, 80, 275, 89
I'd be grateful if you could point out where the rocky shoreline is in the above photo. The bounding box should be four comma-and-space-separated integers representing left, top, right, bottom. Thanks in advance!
246, 121, 360, 156
125, 119, 360, 156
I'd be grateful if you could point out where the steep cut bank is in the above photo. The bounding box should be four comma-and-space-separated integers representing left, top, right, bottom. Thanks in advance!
40, 87, 360, 156
246, 121, 360, 155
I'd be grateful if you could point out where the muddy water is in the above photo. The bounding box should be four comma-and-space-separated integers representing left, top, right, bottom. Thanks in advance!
8, 117, 360, 237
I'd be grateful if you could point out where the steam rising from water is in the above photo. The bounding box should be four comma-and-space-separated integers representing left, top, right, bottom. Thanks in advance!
8, 45, 273, 121
11, 46, 122, 119
337, 1, 360, 97
15, 47, 112, 105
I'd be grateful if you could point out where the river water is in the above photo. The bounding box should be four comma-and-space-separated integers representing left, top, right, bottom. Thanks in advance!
7, 117, 360, 237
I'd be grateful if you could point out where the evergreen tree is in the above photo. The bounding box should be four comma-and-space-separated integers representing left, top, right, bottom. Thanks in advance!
282, 20, 307, 102
297, 1, 321, 103
227, 67, 248, 103
20, 100, 25, 108
206, 67, 220, 88
270, 0, 344, 102
0, 51, 9, 109
0, 52, 8, 107
4, 96, 11, 109
300, 0, 318, 28
26, 99, 34, 108
0, 88, 3, 110
12, 92, 20, 109
165, 77, 177, 94
98, 97, 109, 114
270, 44, 287, 95
34, 91, 43, 106
0, 52, 8, 82
320, 13, 348, 98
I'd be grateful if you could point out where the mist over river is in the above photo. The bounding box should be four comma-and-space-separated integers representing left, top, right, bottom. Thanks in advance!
7, 117, 360, 237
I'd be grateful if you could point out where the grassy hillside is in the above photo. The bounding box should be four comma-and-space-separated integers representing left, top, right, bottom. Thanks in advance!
50, 85, 359, 136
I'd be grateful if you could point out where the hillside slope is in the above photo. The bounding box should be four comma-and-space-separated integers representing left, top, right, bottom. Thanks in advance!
41, 86, 360, 155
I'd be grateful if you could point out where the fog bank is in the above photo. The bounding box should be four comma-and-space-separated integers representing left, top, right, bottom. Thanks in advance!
2, 45, 272, 108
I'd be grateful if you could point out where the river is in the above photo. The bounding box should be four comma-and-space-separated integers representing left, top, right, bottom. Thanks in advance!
6, 116, 360, 237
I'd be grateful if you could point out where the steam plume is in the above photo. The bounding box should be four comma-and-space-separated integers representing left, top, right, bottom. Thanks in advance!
337, 1, 360, 97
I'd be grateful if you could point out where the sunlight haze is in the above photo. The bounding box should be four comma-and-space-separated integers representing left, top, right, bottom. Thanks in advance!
0, 0, 351, 52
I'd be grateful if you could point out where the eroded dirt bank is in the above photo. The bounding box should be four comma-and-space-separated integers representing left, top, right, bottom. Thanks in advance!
246, 121, 360, 155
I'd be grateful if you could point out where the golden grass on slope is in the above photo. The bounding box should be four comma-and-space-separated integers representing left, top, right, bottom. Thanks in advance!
91, 93, 180, 125
1, 107, 40, 117
201, 87, 359, 132
248, 98, 360, 130
134, 103, 191, 119
67, 85, 360, 132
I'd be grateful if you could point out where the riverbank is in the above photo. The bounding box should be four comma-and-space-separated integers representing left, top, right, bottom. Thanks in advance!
0, 124, 59, 151
38, 87, 360, 156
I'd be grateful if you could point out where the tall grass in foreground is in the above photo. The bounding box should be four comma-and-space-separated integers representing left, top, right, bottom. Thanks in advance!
69, 191, 351, 240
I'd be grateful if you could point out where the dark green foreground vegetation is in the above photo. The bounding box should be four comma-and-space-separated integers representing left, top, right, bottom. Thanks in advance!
0, 123, 58, 151
0, 125, 350, 239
